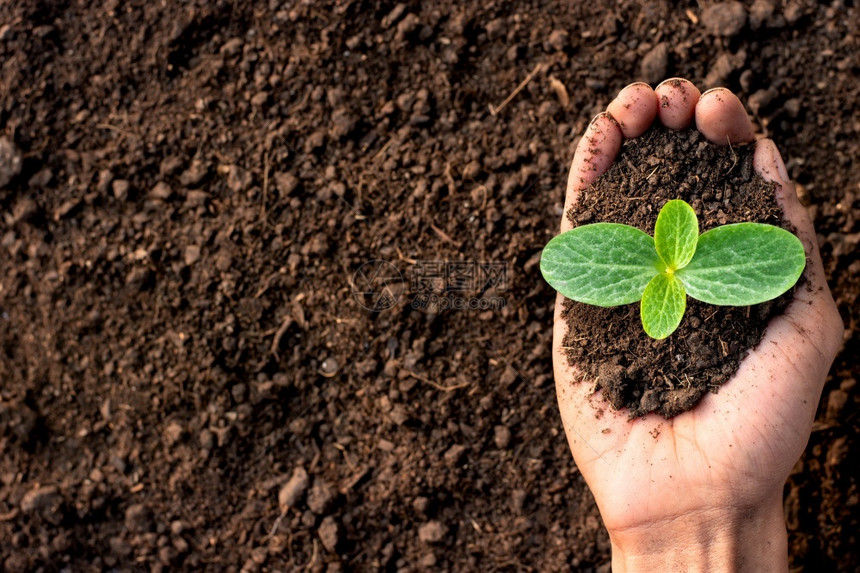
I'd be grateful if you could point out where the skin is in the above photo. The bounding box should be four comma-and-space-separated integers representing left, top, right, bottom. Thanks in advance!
553, 78, 844, 571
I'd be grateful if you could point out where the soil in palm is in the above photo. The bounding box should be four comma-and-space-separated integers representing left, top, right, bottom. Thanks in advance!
562, 124, 797, 418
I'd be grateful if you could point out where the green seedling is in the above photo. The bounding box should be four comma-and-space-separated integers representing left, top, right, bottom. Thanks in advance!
541, 199, 806, 339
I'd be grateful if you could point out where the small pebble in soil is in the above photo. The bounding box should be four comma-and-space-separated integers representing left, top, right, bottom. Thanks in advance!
0, 136, 22, 188
275, 172, 299, 197
546, 29, 569, 52
749, 0, 775, 29
443, 444, 467, 466
511, 490, 527, 514
493, 425, 512, 449
412, 496, 430, 514
418, 520, 447, 544
230, 382, 248, 403
149, 181, 173, 201
163, 421, 184, 446
701, 2, 748, 37
170, 520, 188, 535
306, 477, 335, 515
109, 536, 133, 557
199, 428, 215, 450
318, 516, 339, 552
20, 485, 60, 513
278, 466, 309, 511
640, 389, 662, 413
827, 389, 849, 419
184, 245, 201, 266
320, 357, 340, 377
125, 503, 153, 532
640, 42, 669, 85
28, 167, 52, 188
485, 18, 506, 40
112, 179, 130, 200
179, 157, 209, 187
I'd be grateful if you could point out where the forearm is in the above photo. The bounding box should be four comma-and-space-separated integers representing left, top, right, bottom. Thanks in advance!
608, 496, 788, 573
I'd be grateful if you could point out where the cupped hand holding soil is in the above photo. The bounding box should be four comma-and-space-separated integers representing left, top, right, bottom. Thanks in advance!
552, 79, 843, 570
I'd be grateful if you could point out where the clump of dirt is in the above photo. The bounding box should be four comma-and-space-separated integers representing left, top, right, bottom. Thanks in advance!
562, 124, 797, 418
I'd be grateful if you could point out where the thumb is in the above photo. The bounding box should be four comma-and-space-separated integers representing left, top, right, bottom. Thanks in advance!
753, 139, 843, 371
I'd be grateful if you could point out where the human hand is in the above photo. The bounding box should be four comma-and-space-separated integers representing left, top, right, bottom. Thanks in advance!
551, 79, 844, 571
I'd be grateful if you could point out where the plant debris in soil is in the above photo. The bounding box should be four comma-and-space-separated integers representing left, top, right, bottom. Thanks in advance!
562, 124, 798, 418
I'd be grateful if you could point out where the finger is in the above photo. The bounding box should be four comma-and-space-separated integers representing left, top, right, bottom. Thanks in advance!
695, 88, 755, 145
752, 139, 844, 365
753, 139, 825, 297
606, 82, 659, 139
562, 112, 623, 231
655, 78, 701, 130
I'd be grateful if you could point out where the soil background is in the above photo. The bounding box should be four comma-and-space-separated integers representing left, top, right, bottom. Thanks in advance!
0, 1, 857, 571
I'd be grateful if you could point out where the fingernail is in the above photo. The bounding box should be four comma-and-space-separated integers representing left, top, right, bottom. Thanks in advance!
655, 77, 686, 90
621, 81, 652, 92
588, 111, 611, 126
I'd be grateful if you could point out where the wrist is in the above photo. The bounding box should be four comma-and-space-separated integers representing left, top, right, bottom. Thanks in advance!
607, 495, 788, 572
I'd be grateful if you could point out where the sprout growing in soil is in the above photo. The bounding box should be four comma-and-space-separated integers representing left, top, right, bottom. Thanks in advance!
541, 199, 806, 339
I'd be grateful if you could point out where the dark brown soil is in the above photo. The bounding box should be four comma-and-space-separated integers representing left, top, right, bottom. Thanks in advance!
562, 125, 796, 418
0, 1, 857, 572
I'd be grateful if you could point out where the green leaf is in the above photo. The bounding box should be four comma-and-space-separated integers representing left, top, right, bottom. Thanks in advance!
654, 199, 698, 270
540, 223, 663, 306
677, 223, 806, 306
640, 273, 687, 339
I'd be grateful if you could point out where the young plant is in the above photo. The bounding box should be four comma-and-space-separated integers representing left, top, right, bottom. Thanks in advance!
540, 199, 806, 339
